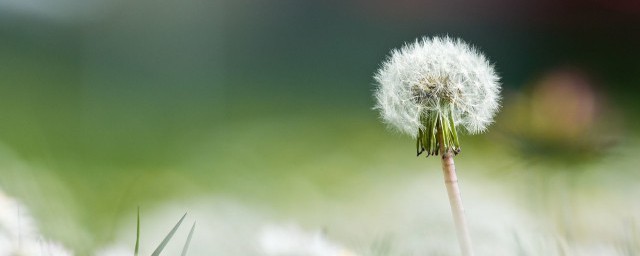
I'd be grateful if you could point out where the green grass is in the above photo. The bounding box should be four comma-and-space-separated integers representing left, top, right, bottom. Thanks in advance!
134, 210, 195, 256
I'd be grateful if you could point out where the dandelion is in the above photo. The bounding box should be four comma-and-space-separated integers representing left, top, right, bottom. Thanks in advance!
374, 36, 501, 256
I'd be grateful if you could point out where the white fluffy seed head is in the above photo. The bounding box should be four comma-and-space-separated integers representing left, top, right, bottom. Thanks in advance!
374, 36, 501, 137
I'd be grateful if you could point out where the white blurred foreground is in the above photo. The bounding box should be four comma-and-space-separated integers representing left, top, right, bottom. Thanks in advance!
96, 198, 357, 256
94, 166, 640, 256
3, 162, 640, 255
0, 189, 72, 256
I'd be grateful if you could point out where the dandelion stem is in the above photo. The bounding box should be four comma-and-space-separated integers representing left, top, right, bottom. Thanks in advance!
437, 122, 474, 256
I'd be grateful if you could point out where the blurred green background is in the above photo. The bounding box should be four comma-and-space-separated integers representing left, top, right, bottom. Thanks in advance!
1, 0, 640, 254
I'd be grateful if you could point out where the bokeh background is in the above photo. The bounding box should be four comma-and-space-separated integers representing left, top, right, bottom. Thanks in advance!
1, 0, 640, 255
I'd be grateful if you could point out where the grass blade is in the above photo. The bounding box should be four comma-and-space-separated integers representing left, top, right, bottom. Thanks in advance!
135, 207, 140, 256
151, 212, 187, 256
180, 222, 196, 256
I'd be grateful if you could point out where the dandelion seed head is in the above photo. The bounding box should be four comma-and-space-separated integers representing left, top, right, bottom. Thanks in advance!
374, 36, 501, 138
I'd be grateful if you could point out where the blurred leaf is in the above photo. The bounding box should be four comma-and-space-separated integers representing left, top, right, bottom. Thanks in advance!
181, 222, 196, 256
135, 207, 140, 256
151, 212, 187, 256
